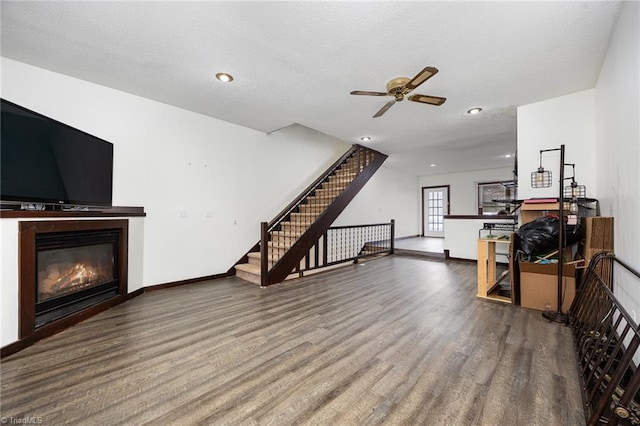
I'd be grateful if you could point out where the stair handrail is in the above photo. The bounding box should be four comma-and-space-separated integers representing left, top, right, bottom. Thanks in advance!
266, 144, 361, 232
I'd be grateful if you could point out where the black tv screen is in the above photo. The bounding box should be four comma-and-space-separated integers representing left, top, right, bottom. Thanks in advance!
1, 99, 113, 208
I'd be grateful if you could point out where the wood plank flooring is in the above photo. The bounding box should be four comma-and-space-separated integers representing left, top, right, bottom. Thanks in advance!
0, 255, 585, 425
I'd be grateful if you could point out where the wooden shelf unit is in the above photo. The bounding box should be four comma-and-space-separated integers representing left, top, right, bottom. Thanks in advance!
477, 237, 512, 303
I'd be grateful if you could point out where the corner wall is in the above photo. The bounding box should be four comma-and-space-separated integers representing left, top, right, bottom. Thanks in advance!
517, 89, 597, 201
594, 1, 640, 321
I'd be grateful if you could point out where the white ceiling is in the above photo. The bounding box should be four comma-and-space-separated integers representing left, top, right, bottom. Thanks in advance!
0, 1, 621, 176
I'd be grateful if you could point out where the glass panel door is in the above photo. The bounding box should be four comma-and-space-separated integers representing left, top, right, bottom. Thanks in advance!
422, 186, 449, 237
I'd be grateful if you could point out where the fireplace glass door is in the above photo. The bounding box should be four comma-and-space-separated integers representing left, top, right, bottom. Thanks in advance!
37, 243, 115, 302
35, 230, 119, 327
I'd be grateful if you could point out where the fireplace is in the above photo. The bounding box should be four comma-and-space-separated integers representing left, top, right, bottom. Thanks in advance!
35, 230, 120, 327
19, 220, 128, 338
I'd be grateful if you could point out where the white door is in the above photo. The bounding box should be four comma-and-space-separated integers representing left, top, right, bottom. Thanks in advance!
422, 186, 449, 237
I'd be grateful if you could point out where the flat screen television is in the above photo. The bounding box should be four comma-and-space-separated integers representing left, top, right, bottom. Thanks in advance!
1, 99, 114, 208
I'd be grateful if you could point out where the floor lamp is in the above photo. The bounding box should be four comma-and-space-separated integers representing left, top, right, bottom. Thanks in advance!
531, 144, 567, 323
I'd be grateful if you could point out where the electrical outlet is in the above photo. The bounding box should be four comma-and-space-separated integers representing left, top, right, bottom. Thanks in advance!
179, 210, 188, 218
206, 211, 214, 218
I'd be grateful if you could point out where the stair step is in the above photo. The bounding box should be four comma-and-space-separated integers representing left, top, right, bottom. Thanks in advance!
272, 230, 303, 238
324, 182, 350, 190
280, 222, 310, 233
301, 199, 331, 207
298, 206, 327, 215
332, 172, 356, 179
322, 182, 347, 190
305, 195, 335, 205
266, 247, 288, 257
291, 212, 317, 217
327, 177, 353, 186
236, 263, 261, 274
289, 213, 318, 224
247, 252, 280, 267
235, 261, 302, 286
281, 220, 310, 227
315, 187, 342, 193
271, 235, 299, 246
268, 241, 293, 249
235, 263, 262, 285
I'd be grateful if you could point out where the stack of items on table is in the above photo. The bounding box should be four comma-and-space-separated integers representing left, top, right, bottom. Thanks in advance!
512, 210, 614, 311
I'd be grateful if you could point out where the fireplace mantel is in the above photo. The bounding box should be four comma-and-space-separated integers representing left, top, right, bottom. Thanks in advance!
0, 206, 145, 218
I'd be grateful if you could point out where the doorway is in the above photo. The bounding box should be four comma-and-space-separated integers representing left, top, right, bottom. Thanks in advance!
422, 185, 450, 237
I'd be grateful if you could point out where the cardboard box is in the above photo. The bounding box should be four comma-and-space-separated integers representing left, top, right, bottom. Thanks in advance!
519, 261, 576, 312
521, 202, 562, 224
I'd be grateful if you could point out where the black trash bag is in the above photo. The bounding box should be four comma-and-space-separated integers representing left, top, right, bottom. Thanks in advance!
516, 216, 585, 260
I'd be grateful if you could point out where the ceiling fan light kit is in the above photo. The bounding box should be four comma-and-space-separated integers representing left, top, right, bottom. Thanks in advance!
350, 66, 446, 118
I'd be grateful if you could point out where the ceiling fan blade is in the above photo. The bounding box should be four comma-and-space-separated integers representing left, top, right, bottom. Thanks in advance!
408, 94, 447, 106
350, 91, 389, 96
404, 66, 439, 92
373, 100, 396, 118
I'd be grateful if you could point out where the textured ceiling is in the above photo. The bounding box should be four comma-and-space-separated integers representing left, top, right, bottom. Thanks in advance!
0, 1, 621, 176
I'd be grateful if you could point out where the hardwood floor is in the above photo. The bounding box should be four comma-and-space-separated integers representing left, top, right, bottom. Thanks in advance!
0, 255, 584, 425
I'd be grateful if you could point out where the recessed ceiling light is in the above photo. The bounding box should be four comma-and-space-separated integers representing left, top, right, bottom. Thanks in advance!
505, 154, 512, 158
430, 164, 436, 167
215, 72, 234, 83
467, 107, 482, 115
360, 136, 371, 142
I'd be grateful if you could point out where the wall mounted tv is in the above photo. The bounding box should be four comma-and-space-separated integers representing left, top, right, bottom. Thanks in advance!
1, 99, 114, 209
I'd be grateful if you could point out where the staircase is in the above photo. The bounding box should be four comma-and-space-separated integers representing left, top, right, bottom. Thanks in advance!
234, 144, 387, 286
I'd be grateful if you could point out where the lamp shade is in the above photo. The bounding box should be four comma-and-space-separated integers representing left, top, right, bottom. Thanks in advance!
564, 183, 586, 198
531, 168, 552, 188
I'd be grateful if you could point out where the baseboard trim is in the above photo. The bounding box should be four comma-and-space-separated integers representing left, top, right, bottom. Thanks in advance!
144, 272, 233, 292
446, 256, 477, 264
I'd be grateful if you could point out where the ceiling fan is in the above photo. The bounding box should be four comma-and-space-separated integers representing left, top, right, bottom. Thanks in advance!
350, 66, 446, 118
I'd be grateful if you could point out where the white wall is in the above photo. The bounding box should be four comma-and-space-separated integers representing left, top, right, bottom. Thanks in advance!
0, 58, 351, 286
444, 217, 512, 260
418, 167, 514, 215
594, 1, 640, 321
334, 165, 419, 238
517, 90, 597, 201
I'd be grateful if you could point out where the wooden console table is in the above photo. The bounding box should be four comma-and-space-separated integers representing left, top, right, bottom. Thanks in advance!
477, 237, 512, 304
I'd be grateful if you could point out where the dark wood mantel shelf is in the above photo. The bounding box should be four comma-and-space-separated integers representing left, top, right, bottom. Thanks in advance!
0, 206, 145, 218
